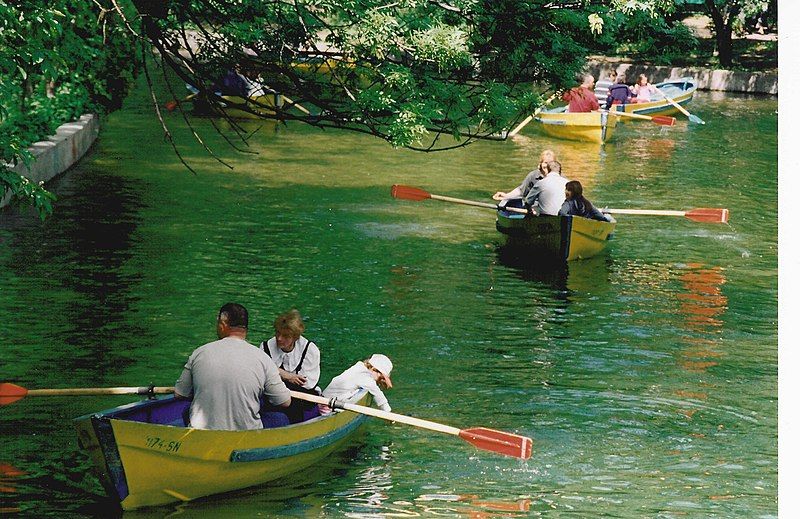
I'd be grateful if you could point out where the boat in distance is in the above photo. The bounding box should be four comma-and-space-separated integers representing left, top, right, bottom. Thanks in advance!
534, 107, 617, 143
533, 77, 696, 142
74, 391, 370, 510
610, 77, 697, 118
496, 199, 616, 261
191, 93, 283, 119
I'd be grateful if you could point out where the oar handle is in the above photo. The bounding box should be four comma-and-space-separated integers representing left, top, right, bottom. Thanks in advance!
603, 208, 686, 217
507, 92, 559, 137
429, 194, 529, 215
27, 386, 175, 397
655, 86, 694, 119
279, 94, 312, 115
288, 391, 461, 436
507, 115, 534, 138
430, 194, 497, 210
605, 110, 651, 121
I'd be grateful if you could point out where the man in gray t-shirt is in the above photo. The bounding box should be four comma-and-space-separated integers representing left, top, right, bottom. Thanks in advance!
175, 303, 291, 430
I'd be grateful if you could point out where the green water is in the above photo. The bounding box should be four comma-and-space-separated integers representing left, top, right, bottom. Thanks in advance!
0, 84, 777, 517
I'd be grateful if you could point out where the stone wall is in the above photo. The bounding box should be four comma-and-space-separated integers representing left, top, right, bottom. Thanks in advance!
1, 113, 99, 209
587, 61, 777, 95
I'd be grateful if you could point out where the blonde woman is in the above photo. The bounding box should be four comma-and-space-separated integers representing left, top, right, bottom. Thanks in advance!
259, 309, 321, 424
492, 149, 557, 201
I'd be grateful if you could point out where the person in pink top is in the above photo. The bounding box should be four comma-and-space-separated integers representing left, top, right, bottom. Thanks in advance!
631, 74, 658, 103
562, 75, 600, 113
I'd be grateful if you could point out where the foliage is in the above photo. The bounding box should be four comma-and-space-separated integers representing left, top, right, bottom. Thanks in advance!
127, 0, 604, 153
596, 10, 698, 65
0, 0, 141, 219
609, 0, 776, 67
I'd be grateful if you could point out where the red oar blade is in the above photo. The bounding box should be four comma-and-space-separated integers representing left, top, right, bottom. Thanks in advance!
0, 383, 28, 406
652, 115, 676, 126
391, 184, 432, 202
459, 427, 533, 459
685, 208, 729, 223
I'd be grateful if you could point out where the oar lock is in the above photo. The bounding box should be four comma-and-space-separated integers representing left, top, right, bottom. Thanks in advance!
136, 385, 158, 399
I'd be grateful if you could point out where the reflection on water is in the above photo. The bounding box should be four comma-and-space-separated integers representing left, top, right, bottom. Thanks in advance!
676, 263, 728, 374
0, 463, 25, 514
625, 137, 677, 164
508, 134, 605, 190
0, 85, 777, 517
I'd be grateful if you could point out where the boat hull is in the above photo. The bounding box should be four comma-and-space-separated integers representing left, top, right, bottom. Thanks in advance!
75, 393, 369, 510
611, 77, 697, 117
535, 109, 616, 143
496, 204, 616, 261
192, 94, 282, 119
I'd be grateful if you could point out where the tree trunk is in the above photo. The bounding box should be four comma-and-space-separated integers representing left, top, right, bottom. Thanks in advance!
716, 23, 734, 67
704, 0, 740, 68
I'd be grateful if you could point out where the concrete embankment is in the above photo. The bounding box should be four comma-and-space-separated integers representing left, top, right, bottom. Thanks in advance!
588, 61, 777, 95
1, 113, 99, 209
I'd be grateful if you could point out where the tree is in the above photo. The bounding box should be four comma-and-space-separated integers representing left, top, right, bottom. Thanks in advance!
610, 0, 774, 68
123, 0, 598, 162
703, 0, 772, 67
0, 1, 141, 218
2, 1, 616, 215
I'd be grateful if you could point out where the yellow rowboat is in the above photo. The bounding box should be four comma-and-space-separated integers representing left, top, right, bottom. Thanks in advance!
610, 77, 697, 118
74, 392, 371, 510
534, 108, 617, 143
192, 94, 284, 119
496, 200, 616, 261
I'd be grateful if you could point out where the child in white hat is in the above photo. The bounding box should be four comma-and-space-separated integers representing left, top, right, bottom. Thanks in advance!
321, 354, 394, 412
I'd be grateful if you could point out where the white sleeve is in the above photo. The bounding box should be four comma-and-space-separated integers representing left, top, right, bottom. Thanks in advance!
362, 378, 390, 411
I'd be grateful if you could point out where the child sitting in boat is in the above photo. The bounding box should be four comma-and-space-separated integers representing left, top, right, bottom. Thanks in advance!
320, 354, 394, 413
558, 180, 613, 222
631, 74, 658, 103
604, 75, 634, 109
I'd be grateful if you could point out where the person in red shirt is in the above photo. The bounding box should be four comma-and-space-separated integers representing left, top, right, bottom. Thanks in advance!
562, 75, 600, 113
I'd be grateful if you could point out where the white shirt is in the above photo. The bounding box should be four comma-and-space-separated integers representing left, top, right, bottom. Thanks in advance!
323, 362, 391, 411
526, 173, 569, 216
261, 336, 320, 390
175, 337, 290, 430
595, 79, 614, 104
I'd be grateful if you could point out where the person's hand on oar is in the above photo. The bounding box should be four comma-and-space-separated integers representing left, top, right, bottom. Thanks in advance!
289, 390, 533, 459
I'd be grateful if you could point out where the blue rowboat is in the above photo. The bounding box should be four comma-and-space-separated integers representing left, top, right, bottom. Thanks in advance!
611, 77, 697, 117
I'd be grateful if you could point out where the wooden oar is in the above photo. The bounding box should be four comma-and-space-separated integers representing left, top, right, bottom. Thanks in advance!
603, 207, 729, 223
507, 92, 558, 137
0, 383, 532, 460
655, 87, 705, 124
392, 185, 729, 224
278, 94, 312, 115
391, 184, 527, 214
606, 110, 676, 126
0, 382, 173, 406
288, 391, 533, 460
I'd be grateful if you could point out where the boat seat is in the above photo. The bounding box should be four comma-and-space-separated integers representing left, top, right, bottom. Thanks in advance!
261, 412, 291, 429
498, 197, 528, 219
